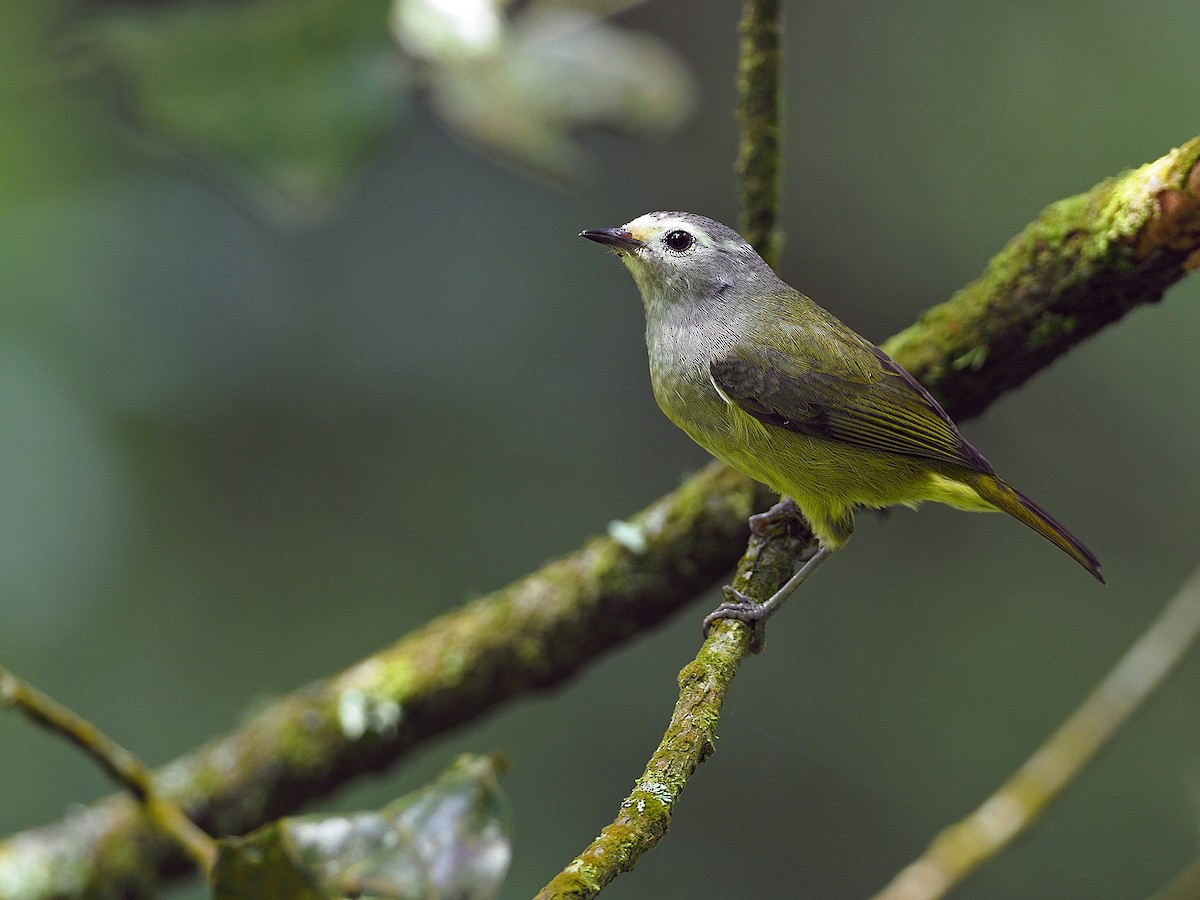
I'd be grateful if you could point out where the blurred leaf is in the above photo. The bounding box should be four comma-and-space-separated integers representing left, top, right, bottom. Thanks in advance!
391, 0, 503, 64
0, 3, 129, 201
398, 4, 696, 182
211, 754, 511, 899
74, 0, 409, 222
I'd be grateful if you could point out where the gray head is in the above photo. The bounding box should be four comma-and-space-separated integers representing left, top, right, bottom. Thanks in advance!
580, 211, 781, 315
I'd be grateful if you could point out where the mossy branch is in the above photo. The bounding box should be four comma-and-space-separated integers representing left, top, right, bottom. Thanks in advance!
540, 7, 1200, 895
735, 0, 782, 267
533, 513, 807, 899
884, 138, 1200, 417
1, 141, 1198, 900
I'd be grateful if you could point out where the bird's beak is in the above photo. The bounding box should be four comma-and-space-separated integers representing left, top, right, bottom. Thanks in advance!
579, 227, 642, 252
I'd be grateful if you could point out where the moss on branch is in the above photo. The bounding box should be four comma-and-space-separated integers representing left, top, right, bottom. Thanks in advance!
884, 136, 1200, 419
534, 511, 806, 899
735, 0, 782, 267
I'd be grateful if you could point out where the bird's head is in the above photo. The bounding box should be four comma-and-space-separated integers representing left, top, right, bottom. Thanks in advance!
581, 211, 777, 316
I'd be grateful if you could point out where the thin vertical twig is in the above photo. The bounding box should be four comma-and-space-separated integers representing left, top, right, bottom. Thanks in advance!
735, 0, 782, 267
532, 3, 787, 896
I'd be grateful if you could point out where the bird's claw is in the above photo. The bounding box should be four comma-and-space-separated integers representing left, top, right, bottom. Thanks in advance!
702, 585, 769, 653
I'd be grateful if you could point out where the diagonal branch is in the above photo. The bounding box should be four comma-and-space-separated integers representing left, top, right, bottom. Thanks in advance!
883, 139, 1200, 416
0, 463, 767, 899
872, 561, 1200, 900
537, 4, 1193, 891
533, 509, 808, 899
0, 667, 216, 874
1, 137, 1198, 900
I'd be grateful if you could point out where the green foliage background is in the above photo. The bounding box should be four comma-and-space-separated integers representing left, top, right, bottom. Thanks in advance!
2, 2, 1199, 897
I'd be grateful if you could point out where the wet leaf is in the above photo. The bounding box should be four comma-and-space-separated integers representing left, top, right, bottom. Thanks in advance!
396, 3, 696, 182
212, 754, 511, 899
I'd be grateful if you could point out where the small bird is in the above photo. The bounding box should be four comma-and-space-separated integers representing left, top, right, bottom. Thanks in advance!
581, 211, 1103, 632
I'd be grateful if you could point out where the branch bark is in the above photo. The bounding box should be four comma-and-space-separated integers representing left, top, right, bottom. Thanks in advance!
533, 508, 807, 899
2, 138, 1198, 900
883, 141, 1200, 416
0, 464, 766, 899
735, 0, 782, 267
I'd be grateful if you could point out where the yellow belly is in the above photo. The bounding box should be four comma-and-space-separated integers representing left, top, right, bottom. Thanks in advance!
674, 397, 996, 548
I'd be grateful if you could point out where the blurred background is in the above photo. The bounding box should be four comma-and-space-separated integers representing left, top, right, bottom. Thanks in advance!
2, 1, 1199, 897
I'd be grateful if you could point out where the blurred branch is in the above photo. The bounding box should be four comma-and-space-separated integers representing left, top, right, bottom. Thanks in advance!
0, 667, 216, 875
1152, 855, 1200, 900
872, 561, 1200, 900
0, 130, 1197, 900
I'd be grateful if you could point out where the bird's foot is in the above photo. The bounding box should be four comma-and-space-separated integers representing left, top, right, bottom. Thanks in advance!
701, 545, 835, 654
703, 585, 771, 653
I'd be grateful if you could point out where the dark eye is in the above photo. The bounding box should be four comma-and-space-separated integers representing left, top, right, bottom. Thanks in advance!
663, 230, 695, 252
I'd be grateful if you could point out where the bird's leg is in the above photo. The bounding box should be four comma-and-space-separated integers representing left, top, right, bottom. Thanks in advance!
702, 545, 834, 652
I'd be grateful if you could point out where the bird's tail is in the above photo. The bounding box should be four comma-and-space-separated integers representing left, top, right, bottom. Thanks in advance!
968, 473, 1104, 584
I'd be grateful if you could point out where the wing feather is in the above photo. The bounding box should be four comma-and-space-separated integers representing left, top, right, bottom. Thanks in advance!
708, 338, 992, 474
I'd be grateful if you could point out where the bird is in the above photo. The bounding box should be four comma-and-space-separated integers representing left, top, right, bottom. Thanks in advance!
580, 211, 1103, 633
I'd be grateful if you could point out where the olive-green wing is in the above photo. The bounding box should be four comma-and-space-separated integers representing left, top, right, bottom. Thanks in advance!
709, 341, 993, 474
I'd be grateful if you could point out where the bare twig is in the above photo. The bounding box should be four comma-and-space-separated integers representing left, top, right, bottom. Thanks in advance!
872, 563, 1200, 900
0, 667, 216, 874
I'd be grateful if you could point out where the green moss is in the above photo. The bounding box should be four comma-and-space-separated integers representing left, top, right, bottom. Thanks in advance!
1026, 313, 1077, 349
951, 345, 989, 371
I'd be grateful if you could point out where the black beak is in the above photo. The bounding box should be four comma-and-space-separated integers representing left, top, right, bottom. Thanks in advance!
580, 227, 642, 252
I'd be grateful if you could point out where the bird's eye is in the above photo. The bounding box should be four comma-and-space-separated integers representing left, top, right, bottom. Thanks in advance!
663, 230, 695, 252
